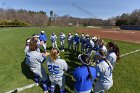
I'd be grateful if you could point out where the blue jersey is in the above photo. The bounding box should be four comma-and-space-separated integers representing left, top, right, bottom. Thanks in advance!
86, 38, 92, 48
39, 34, 47, 42
80, 37, 86, 44
74, 36, 80, 44
73, 66, 96, 92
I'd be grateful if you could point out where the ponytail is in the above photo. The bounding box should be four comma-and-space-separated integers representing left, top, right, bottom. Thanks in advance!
80, 54, 93, 80
114, 44, 120, 60
87, 65, 92, 80
50, 48, 59, 61
108, 42, 120, 61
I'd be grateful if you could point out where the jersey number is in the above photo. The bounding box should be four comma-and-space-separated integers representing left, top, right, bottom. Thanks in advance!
48, 65, 59, 75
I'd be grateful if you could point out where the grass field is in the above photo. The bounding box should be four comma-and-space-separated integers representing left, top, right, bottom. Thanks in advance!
0, 27, 140, 93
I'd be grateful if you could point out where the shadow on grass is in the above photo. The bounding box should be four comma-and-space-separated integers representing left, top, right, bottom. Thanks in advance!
21, 58, 34, 80
63, 51, 82, 93
21, 58, 49, 91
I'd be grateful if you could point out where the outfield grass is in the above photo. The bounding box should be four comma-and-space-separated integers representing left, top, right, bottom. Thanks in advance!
0, 27, 140, 93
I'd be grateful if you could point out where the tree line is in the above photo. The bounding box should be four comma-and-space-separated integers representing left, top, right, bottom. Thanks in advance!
111, 9, 140, 26
0, 8, 140, 27
0, 8, 48, 27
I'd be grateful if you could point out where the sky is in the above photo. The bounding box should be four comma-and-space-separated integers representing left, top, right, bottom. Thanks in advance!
0, 0, 140, 19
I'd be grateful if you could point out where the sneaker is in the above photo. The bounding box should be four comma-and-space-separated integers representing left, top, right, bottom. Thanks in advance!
35, 83, 39, 86
44, 91, 48, 93
61, 50, 64, 52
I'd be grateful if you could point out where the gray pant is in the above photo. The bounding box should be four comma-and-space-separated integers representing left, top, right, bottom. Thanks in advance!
60, 40, 65, 50
68, 40, 73, 50
94, 81, 113, 93
52, 41, 57, 48
31, 66, 48, 81
49, 75, 65, 91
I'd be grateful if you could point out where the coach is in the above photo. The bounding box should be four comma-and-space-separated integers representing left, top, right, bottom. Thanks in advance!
39, 31, 47, 52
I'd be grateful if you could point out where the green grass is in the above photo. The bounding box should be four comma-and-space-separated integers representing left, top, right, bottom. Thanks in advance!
0, 27, 140, 93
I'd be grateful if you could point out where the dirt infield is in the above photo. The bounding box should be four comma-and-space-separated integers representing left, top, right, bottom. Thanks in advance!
77, 28, 140, 43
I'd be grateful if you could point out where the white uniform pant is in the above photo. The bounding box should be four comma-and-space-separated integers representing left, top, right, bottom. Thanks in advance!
52, 41, 57, 48
30, 66, 48, 81
49, 75, 65, 91
42, 43, 46, 50
94, 81, 113, 93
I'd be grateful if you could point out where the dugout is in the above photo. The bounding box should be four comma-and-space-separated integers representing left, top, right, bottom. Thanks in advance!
120, 25, 140, 30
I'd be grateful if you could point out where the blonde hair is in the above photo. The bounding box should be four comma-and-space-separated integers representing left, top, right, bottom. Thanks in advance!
50, 48, 59, 61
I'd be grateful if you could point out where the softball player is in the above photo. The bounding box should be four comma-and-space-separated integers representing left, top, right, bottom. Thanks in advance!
50, 32, 57, 48
80, 33, 86, 53
73, 33, 80, 52
39, 31, 48, 52
67, 32, 73, 51
97, 39, 107, 53
26, 39, 50, 93
24, 38, 31, 66
73, 54, 96, 93
24, 38, 31, 54
59, 32, 66, 51
94, 49, 113, 93
87, 37, 96, 56
32, 34, 41, 52
106, 42, 120, 69
46, 48, 68, 93
85, 34, 92, 55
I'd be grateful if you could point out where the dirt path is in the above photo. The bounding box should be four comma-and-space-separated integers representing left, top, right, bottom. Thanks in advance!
77, 28, 140, 43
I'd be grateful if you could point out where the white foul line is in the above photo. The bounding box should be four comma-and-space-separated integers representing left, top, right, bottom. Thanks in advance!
120, 49, 140, 57
5, 83, 37, 93
5, 49, 140, 93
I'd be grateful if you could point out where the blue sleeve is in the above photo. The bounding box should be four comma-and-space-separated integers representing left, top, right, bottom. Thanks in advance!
45, 35, 47, 40
73, 68, 78, 80
73, 69, 77, 79
39, 34, 41, 40
92, 67, 97, 80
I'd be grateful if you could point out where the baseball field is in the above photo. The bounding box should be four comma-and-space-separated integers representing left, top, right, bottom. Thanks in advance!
0, 27, 140, 93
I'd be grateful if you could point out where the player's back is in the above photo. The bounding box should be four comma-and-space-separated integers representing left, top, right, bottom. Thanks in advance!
96, 60, 113, 83
107, 52, 117, 68
73, 66, 96, 91
46, 57, 68, 78
27, 51, 44, 72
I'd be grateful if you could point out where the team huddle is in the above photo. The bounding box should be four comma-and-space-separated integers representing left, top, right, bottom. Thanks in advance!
24, 30, 120, 93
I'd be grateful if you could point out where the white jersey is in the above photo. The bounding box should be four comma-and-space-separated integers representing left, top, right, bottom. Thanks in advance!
101, 45, 107, 53
27, 51, 44, 72
96, 60, 113, 83
90, 40, 95, 48
24, 46, 29, 54
107, 52, 117, 69
46, 57, 68, 78
26, 51, 47, 80
50, 35, 57, 42
68, 35, 73, 41
60, 34, 66, 41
